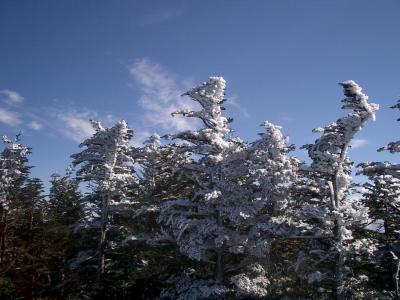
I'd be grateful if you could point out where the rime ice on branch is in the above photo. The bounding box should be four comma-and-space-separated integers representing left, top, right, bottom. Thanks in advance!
71, 120, 136, 290
296, 80, 378, 299
0, 134, 30, 210
359, 99, 400, 179
250, 121, 298, 214
358, 98, 400, 297
0, 134, 30, 265
159, 77, 270, 299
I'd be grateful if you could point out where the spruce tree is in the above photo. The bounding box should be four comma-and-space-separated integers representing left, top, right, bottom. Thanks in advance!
293, 80, 379, 299
159, 77, 272, 299
71, 120, 137, 296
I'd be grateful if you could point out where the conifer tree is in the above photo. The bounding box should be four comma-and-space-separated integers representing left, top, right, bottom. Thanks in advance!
11, 177, 48, 299
361, 175, 400, 298
0, 134, 30, 265
247, 121, 299, 296
358, 98, 400, 298
48, 171, 83, 226
360, 99, 400, 179
159, 77, 272, 299
71, 120, 137, 295
294, 81, 379, 299
45, 171, 84, 297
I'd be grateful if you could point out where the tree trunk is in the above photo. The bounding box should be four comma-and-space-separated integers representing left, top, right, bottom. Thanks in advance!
332, 175, 345, 300
395, 258, 400, 300
96, 192, 109, 293
333, 144, 348, 300
0, 208, 7, 264
215, 211, 224, 284
333, 217, 345, 300
95, 150, 117, 295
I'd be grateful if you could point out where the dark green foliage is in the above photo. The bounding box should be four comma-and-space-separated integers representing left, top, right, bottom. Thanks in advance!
2, 107, 400, 299
4, 178, 50, 299
361, 175, 400, 297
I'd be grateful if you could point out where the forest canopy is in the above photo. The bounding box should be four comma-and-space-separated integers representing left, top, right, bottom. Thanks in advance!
1, 77, 399, 299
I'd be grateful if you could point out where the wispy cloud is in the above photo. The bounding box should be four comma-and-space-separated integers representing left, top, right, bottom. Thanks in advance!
130, 129, 153, 147
0, 107, 22, 126
28, 120, 42, 131
129, 57, 198, 132
350, 139, 368, 149
55, 110, 95, 143
52, 107, 123, 143
0, 89, 24, 105
226, 95, 249, 118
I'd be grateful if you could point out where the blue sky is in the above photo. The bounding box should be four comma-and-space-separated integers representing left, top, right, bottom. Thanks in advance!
0, 0, 400, 188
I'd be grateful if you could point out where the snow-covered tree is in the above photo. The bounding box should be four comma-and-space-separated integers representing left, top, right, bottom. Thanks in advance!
10, 177, 49, 298
44, 171, 84, 297
247, 121, 299, 295
249, 121, 298, 216
71, 120, 137, 292
357, 100, 400, 298
361, 174, 400, 298
159, 77, 271, 299
0, 137, 51, 299
294, 80, 379, 299
135, 133, 193, 214
0, 134, 30, 265
360, 99, 400, 179
48, 171, 83, 226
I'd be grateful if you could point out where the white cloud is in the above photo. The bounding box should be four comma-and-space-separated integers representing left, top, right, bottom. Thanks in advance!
0, 89, 24, 104
55, 111, 95, 143
350, 139, 368, 149
0, 107, 22, 126
129, 58, 198, 132
29, 120, 42, 130
53, 108, 123, 143
130, 129, 153, 147
226, 95, 249, 118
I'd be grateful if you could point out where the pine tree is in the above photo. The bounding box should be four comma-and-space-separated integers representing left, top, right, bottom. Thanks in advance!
247, 121, 299, 296
8, 177, 49, 299
294, 80, 379, 299
361, 175, 400, 298
159, 77, 273, 299
48, 171, 83, 226
358, 98, 400, 298
360, 99, 400, 179
71, 120, 137, 296
0, 134, 30, 266
0, 134, 33, 298
45, 171, 84, 297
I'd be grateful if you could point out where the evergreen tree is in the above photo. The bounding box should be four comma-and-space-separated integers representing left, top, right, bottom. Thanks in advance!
360, 99, 400, 179
358, 98, 400, 298
0, 134, 32, 298
48, 171, 83, 226
45, 171, 84, 297
294, 81, 379, 299
8, 177, 49, 299
71, 120, 137, 297
247, 121, 299, 296
0, 134, 30, 265
159, 77, 271, 299
361, 175, 400, 298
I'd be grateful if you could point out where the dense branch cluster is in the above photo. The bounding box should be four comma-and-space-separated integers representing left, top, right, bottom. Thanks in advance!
0, 77, 399, 299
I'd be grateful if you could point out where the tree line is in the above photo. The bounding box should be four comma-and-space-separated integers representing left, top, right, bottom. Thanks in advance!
0, 77, 399, 299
